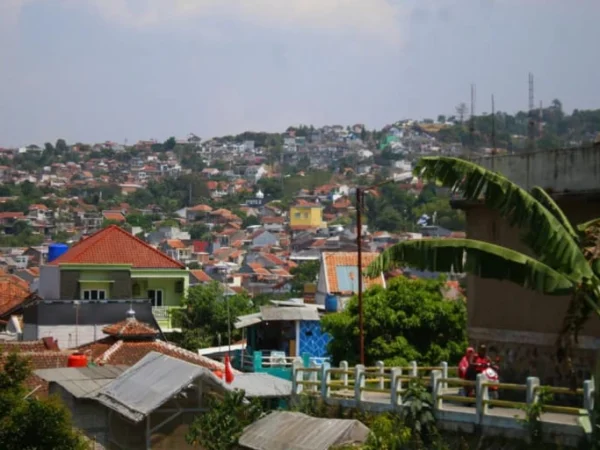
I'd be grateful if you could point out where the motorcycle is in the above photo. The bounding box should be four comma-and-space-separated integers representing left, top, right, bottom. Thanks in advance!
460, 359, 500, 400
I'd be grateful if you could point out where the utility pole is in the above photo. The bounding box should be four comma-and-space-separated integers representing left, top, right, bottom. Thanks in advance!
355, 187, 365, 365
469, 84, 477, 153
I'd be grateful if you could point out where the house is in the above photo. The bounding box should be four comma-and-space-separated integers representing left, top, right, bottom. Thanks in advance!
315, 252, 386, 310
186, 204, 212, 221
161, 239, 193, 264
37, 225, 189, 331
235, 303, 331, 360
251, 230, 280, 248
289, 200, 326, 231
189, 269, 213, 285
102, 211, 126, 223
0, 274, 31, 321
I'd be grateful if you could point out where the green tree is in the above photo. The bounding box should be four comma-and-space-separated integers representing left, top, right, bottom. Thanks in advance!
186, 390, 262, 449
0, 353, 87, 450
125, 213, 154, 231
367, 156, 600, 444
55, 138, 68, 154
189, 223, 210, 240
175, 282, 255, 350
321, 277, 467, 367
289, 260, 320, 295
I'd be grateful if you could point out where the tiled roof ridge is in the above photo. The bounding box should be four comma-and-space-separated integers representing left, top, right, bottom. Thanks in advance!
53, 225, 185, 268
157, 341, 242, 374
96, 339, 124, 364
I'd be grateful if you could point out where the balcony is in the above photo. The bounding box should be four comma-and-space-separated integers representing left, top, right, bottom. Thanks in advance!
152, 306, 183, 332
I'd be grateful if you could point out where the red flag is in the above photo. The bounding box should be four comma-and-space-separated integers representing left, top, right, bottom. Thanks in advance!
224, 355, 234, 384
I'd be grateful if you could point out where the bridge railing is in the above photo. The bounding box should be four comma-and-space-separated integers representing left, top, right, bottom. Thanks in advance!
292, 359, 594, 427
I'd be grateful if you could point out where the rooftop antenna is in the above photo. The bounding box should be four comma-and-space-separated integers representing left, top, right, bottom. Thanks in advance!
528, 73, 535, 151
491, 94, 497, 154
469, 83, 476, 152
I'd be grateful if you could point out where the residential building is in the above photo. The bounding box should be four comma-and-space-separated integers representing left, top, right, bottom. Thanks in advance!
315, 252, 386, 310
37, 225, 189, 330
289, 200, 326, 231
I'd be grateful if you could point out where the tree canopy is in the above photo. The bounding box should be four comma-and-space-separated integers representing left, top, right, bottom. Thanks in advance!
321, 277, 467, 367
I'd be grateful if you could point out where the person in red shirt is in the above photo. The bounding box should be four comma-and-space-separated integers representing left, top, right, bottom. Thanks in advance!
472, 344, 491, 371
458, 347, 474, 379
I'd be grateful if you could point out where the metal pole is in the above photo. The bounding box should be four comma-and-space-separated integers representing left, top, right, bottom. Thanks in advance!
356, 187, 365, 365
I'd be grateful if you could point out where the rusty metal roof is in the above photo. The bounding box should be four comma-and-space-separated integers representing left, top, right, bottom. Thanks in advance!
238, 411, 370, 450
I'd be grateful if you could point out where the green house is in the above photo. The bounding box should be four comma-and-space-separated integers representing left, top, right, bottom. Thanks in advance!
38, 225, 189, 331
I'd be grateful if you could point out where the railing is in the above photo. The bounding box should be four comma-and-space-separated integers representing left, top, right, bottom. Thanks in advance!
151, 306, 182, 330
292, 360, 593, 442
238, 351, 331, 380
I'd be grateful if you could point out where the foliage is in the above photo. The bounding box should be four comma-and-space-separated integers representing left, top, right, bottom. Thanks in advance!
186, 390, 263, 449
174, 282, 256, 350
321, 277, 467, 367
0, 353, 87, 450
0, 221, 44, 247
401, 380, 437, 445
289, 260, 320, 295
518, 387, 553, 448
188, 223, 210, 240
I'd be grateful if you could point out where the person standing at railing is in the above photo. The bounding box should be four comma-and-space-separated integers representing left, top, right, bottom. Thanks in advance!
458, 347, 474, 379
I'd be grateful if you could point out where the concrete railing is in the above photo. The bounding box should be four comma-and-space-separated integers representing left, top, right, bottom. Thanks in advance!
292, 360, 593, 445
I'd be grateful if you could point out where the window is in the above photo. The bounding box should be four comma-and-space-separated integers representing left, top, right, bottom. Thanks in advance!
294, 212, 301, 218
148, 289, 164, 307
82, 289, 106, 300
303, 212, 309, 218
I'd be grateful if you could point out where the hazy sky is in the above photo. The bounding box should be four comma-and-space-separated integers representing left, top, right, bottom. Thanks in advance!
1, 0, 599, 146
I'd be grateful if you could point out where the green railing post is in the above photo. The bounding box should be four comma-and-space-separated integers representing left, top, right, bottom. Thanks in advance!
302, 352, 310, 368
253, 351, 263, 372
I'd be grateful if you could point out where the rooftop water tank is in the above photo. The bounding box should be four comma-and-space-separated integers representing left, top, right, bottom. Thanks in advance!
48, 243, 69, 263
67, 353, 88, 368
325, 294, 338, 312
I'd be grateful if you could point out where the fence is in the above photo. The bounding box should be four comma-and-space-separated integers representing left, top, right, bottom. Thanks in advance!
291, 359, 593, 444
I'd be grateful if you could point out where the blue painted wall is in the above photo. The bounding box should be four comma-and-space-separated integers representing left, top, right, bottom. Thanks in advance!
299, 320, 331, 358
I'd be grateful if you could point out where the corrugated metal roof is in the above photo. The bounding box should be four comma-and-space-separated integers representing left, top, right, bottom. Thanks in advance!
235, 312, 262, 329
260, 306, 319, 322
35, 365, 128, 398
230, 373, 292, 398
95, 352, 231, 422
239, 411, 370, 450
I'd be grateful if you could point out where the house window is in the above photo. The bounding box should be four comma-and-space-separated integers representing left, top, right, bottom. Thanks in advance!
148, 289, 164, 307
294, 212, 301, 218
303, 212, 309, 218
82, 289, 106, 300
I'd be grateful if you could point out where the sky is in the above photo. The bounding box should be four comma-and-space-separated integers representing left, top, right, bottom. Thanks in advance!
1, 0, 599, 146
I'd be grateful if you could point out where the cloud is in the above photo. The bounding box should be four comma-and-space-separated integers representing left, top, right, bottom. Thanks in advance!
75, 0, 405, 44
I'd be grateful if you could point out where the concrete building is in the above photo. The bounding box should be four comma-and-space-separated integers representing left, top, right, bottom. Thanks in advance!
457, 147, 600, 384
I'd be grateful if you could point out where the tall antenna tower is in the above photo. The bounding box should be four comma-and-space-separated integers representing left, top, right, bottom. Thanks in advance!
539, 101, 544, 137
527, 73, 535, 151
469, 83, 476, 151
491, 94, 497, 154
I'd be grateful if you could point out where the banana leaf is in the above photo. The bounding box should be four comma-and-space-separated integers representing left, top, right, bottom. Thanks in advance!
367, 238, 576, 296
413, 157, 592, 282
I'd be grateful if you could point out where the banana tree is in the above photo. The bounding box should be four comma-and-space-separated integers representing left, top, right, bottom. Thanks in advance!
366, 156, 600, 442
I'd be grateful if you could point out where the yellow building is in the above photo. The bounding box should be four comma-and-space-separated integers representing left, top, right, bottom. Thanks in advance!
289, 200, 326, 230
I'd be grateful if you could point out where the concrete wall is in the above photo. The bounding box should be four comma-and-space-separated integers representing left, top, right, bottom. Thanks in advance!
472, 146, 600, 192
465, 203, 600, 383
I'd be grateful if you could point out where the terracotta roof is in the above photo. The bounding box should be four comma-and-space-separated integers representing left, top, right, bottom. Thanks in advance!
0, 212, 25, 220
0, 275, 31, 317
166, 239, 186, 249
261, 216, 285, 224
102, 211, 125, 222
322, 251, 385, 294
294, 199, 321, 208
48, 225, 185, 268
206, 181, 218, 190
29, 204, 49, 211
190, 269, 212, 283
189, 204, 212, 212
102, 318, 159, 338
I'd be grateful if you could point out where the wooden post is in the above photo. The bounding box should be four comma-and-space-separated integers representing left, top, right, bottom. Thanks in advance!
340, 361, 349, 387
309, 360, 319, 393
354, 365, 365, 405
376, 360, 385, 390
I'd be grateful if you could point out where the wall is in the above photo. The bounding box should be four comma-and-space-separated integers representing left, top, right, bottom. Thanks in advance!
471, 147, 600, 192
299, 320, 331, 358
38, 265, 60, 299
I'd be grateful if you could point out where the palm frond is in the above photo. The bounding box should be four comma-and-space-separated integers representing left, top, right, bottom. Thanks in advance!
531, 186, 578, 241
414, 157, 592, 281
577, 218, 600, 233
367, 239, 576, 296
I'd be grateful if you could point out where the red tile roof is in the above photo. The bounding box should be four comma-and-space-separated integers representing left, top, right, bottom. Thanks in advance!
0, 212, 25, 220
102, 318, 159, 338
102, 211, 126, 222
189, 204, 212, 212
48, 225, 185, 268
322, 252, 385, 294
190, 269, 212, 283
0, 275, 31, 317
166, 239, 186, 249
